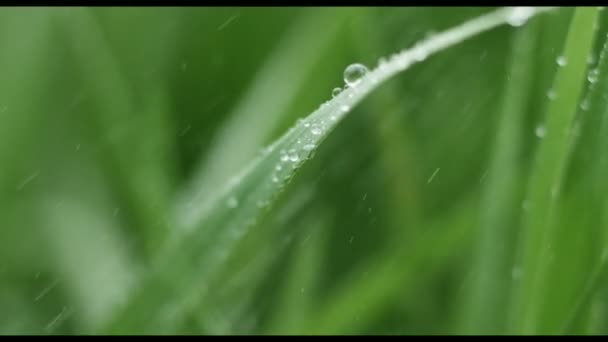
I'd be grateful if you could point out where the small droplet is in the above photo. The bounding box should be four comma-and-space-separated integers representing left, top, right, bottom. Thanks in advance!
340, 105, 350, 112
303, 144, 315, 151
272, 175, 279, 183
378, 57, 387, 68
535, 125, 546, 138
330, 115, 337, 121
303, 122, 310, 128
507, 7, 534, 27
280, 154, 289, 162
288, 149, 299, 162
343, 63, 369, 87
332, 87, 342, 98
546, 89, 557, 100
311, 126, 322, 135
556, 55, 567, 66
227, 197, 238, 209
580, 98, 590, 111
587, 68, 599, 83
275, 164, 282, 171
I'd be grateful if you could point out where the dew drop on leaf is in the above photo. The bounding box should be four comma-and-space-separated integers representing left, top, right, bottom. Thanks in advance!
343, 63, 369, 87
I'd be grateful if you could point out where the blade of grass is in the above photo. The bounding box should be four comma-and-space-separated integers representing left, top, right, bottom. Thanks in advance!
511, 6, 601, 334
558, 26, 608, 334
101, 7, 556, 333
300, 196, 478, 334
56, 8, 176, 261
461, 20, 539, 334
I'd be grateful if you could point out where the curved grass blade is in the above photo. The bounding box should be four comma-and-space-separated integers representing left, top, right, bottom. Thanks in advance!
102, 7, 556, 333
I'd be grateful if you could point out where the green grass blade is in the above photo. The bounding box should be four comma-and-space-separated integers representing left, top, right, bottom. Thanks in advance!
100, 7, 555, 334
512, 7, 601, 334
461, 20, 539, 335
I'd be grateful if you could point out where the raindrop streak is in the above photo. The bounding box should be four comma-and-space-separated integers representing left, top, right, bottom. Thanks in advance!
227, 197, 238, 209
507, 7, 534, 27
556, 55, 567, 66
332, 87, 342, 98
45, 306, 71, 333
16, 171, 40, 191
427, 168, 440, 184
343, 63, 369, 87
535, 125, 547, 138
35, 279, 59, 302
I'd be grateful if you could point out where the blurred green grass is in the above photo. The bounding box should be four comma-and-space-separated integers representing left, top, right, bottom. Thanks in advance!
1, 6, 608, 335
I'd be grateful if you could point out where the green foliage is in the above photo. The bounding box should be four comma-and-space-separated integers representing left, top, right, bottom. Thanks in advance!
1, 7, 607, 335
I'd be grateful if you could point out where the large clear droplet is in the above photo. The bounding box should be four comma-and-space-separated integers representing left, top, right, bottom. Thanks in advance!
343, 63, 369, 87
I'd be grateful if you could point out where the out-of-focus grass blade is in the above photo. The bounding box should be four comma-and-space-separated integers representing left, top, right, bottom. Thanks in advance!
301, 197, 478, 334
101, 7, 554, 333
461, 21, 539, 334
512, 7, 601, 334
56, 8, 177, 260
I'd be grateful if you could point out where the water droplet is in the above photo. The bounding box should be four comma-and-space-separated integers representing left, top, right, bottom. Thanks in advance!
546, 89, 557, 100
288, 149, 299, 162
340, 105, 350, 112
580, 98, 590, 111
272, 175, 279, 183
588, 68, 599, 83
311, 126, 322, 135
280, 154, 289, 162
330, 115, 337, 121
343, 63, 369, 87
556, 55, 567, 66
507, 7, 534, 27
227, 197, 238, 209
303, 144, 315, 151
304, 122, 310, 128
332, 87, 342, 98
535, 125, 546, 138
275, 164, 282, 171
